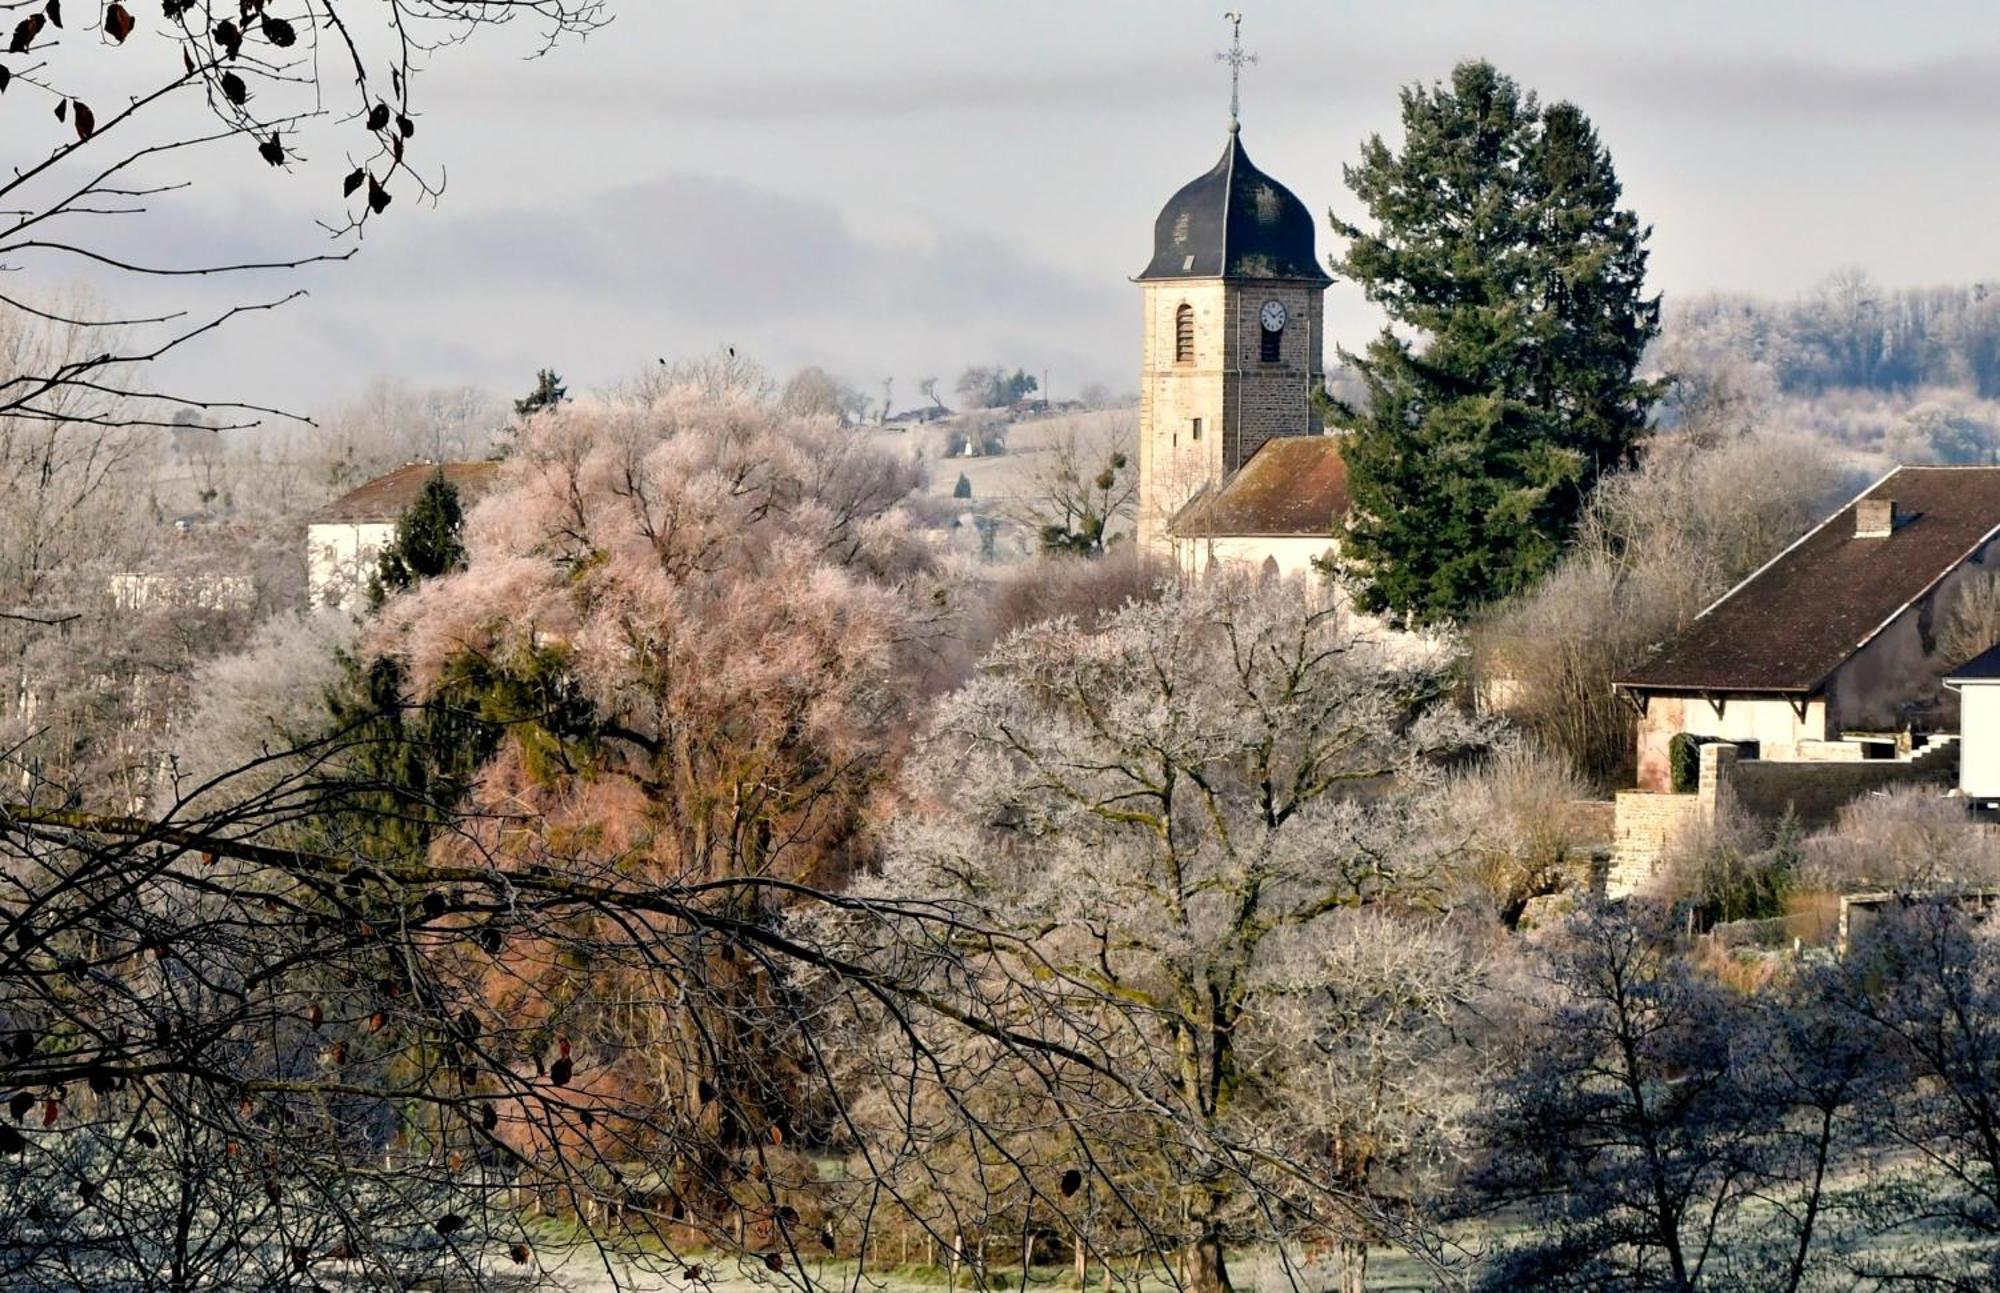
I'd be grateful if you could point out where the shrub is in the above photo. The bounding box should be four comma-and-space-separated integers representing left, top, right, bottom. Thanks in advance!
1668, 732, 1705, 794
1800, 785, 1998, 891
1448, 743, 1593, 923
1661, 807, 1798, 925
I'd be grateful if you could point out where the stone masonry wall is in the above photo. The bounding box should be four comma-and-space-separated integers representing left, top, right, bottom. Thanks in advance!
1137, 280, 1228, 550
1608, 741, 1960, 898
1137, 278, 1327, 553
1608, 790, 1703, 898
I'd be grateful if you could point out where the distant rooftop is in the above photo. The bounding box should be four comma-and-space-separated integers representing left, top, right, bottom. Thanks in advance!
1172, 435, 1348, 538
1948, 641, 2000, 684
309, 461, 504, 525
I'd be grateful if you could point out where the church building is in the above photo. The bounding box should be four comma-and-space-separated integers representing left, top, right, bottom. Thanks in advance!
1134, 96, 1348, 573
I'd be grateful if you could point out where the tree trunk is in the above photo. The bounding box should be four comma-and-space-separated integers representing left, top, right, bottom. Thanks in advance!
1337, 1238, 1367, 1293
1184, 1228, 1231, 1293
1073, 1231, 1087, 1288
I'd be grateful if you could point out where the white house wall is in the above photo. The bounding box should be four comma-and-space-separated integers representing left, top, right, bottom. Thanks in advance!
1173, 534, 1336, 579
1960, 683, 2000, 800
1634, 695, 1831, 792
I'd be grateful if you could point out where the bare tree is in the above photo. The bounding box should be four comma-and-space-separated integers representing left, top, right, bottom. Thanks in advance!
1942, 569, 2000, 669
3, 747, 1245, 1290
841, 575, 1498, 1292
779, 366, 870, 426
1010, 414, 1139, 557
307, 379, 501, 492
1807, 901, 2000, 1288
1467, 905, 1845, 1292
0, 0, 603, 428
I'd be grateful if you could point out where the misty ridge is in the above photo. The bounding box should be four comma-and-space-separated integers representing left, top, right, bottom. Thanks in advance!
1651, 271, 2000, 466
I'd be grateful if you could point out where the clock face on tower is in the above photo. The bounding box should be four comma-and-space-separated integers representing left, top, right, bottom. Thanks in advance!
1260, 299, 1288, 333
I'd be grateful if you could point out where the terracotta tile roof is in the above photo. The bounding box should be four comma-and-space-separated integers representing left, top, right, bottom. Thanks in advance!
1619, 466, 2000, 695
1171, 435, 1348, 537
308, 461, 503, 524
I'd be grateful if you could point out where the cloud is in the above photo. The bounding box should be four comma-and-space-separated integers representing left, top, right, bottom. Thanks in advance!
161, 169, 1131, 411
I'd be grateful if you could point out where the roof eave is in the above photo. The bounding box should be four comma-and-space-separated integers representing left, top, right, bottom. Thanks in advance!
1614, 680, 1820, 697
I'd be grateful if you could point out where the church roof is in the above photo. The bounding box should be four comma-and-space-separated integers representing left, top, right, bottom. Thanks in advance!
1619, 466, 2000, 696
309, 461, 503, 524
1172, 435, 1348, 537
1136, 128, 1331, 284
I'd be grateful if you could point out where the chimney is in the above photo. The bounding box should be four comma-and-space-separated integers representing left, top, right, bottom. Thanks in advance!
1856, 498, 1899, 538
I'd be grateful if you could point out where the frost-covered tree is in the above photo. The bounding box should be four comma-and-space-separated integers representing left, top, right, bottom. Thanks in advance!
1809, 903, 2000, 1287
852, 576, 1496, 1292
1468, 906, 1853, 1293
780, 365, 871, 426
368, 387, 948, 1222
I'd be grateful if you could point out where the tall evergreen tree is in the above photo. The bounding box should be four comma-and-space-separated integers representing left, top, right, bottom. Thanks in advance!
1328, 61, 1661, 626
334, 471, 499, 862
366, 468, 466, 609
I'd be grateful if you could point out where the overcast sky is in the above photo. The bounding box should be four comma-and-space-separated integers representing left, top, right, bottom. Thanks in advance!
148, 0, 2000, 414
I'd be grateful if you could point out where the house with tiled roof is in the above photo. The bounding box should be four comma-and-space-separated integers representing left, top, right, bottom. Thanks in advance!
1616, 465, 2000, 793
306, 461, 502, 610
1168, 434, 1348, 575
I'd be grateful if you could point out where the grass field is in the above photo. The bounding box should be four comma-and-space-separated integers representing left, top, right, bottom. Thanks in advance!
535, 1243, 1443, 1292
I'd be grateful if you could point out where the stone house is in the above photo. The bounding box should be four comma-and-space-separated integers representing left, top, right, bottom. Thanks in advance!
1615, 466, 2000, 793
306, 461, 501, 611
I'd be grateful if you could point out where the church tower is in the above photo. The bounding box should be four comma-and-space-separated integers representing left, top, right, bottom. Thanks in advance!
1134, 38, 1329, 553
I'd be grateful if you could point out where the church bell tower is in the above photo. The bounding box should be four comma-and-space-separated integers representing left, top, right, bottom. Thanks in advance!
1135, 17, 1329, 553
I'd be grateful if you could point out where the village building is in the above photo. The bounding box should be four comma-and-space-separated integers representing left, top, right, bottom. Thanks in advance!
1133, 111, 1347, 566
305, 461, 501, 610
1615, 466, 2000, 792
1168, 434, 1348, 576
1946, 644, 2000, 808
1604, 466, 2000, 895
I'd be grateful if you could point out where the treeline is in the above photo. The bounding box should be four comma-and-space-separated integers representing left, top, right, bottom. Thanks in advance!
1665, 270, 2000, 398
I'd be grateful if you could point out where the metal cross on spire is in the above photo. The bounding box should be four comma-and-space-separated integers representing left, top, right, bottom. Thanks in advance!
1217, 11, 1257, 130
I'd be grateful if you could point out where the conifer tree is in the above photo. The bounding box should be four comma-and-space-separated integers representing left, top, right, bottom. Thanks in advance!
512, 367, 568, 418
336, 471, 498, 861
367, 468, 467, 609
1328, 61, 1661, 626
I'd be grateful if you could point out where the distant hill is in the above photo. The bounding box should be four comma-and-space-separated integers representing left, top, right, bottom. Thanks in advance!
1662, 272, 2000, 398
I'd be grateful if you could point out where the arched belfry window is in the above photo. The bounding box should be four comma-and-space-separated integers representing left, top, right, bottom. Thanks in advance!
1174, 303, 1194, 364
1260, 324, 1282, 363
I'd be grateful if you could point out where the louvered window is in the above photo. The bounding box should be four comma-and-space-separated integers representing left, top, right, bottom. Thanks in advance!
1175, 304, 1194, 364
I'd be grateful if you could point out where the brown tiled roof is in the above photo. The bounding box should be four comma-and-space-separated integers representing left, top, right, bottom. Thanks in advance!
1171, 435, 1348, 537
1619, 466, 2000, 694
308, 461, 503, 524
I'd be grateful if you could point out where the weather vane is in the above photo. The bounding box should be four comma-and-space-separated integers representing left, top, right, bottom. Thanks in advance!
1217, 12, 1256, 130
